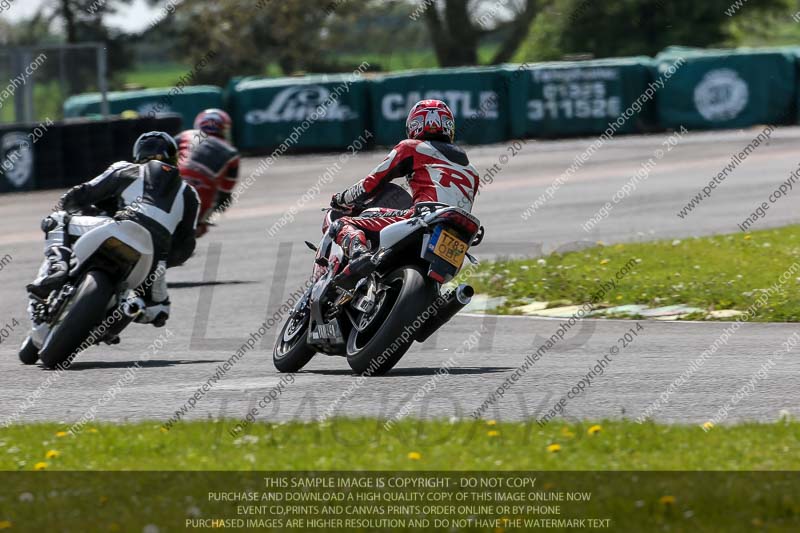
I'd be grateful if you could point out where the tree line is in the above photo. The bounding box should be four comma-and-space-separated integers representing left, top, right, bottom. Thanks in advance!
0, 0, 795, 88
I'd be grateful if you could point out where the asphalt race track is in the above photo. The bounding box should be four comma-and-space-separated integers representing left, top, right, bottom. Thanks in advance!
1, 126, 799, 426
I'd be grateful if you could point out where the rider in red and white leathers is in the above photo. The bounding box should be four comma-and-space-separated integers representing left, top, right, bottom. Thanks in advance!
328, 99, 480, 287
176, 109, 240, 237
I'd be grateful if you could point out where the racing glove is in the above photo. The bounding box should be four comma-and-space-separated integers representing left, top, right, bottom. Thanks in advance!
331, 182, 367, 214
330, 192, 355, 214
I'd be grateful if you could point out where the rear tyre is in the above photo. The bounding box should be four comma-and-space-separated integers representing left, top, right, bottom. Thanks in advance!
273, 300, 316, 373
18, 336, 39, 365
346, 267, 436, 376
38, 271, 115, 370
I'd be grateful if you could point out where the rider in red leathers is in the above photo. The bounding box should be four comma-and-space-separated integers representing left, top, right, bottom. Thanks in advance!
176, 109, 240, 237
328, 99, 480, 289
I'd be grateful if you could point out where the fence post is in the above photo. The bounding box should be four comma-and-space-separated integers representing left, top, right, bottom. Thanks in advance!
97, 46, 110, 118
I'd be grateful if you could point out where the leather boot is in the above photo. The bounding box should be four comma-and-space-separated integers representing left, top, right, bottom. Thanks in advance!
27, 246, 72, 299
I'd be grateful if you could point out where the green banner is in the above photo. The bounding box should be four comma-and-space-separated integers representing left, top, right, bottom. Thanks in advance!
655, 47, 796, 129
368, 67, 511, 146
229, 75, 369, 151
63, 86, 224, 131
506, 58, 655, 138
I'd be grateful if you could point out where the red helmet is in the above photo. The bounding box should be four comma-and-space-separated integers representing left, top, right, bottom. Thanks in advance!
194, 108, 232, 141
405, 99, 455, 142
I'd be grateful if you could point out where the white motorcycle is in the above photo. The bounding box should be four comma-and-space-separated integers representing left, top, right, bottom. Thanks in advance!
20, 213, 156, 369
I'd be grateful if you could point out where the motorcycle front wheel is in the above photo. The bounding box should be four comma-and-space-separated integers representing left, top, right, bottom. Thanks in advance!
273, 300, 316, 373
18, 336, 39, 365
346, 267, 436, 376
39, 270, 114, 369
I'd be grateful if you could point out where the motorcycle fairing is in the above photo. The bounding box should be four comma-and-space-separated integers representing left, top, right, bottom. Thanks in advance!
71, 220, 154, 292
306, 229, 348, 350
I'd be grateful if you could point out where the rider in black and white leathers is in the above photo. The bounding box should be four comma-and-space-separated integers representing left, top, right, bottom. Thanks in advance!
28, 132, 200, 328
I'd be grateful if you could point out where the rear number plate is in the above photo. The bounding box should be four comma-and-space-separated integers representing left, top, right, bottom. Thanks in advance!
431, 228, 468, 268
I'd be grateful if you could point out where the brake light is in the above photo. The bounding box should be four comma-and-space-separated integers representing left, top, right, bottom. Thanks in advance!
436, 210, 479, 235
428, 270, 445, 282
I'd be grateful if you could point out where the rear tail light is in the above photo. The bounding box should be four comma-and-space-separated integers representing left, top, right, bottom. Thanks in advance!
428, 269, 445, 283
434, 210, 479, 235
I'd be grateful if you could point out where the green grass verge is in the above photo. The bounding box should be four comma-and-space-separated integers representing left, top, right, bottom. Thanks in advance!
1, 418, 798, 471
465, 225, 800, 321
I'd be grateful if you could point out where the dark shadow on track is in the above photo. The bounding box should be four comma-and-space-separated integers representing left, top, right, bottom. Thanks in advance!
300, 366, 514, 377
167, 280, 255, 289
44, 359, 227, 371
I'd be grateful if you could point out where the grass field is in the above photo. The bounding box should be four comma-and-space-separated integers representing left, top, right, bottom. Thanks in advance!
334, 45, 501, 73
1, 418, 798, 471
1, 420, 799, 531
0, 81, 65, 123
121, 62, 198, 89
2, 420, 798, 531
121, 46, 502, 90
0, 99, 13, 123
466, 225, 800, 321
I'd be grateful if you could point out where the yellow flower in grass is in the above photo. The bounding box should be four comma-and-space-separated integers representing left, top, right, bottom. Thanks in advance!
744, 235, 752, 240
702, 421, 714, 431
33, 462, 48, 471
45, 450, 59, 459
88, 428, 99, 434
546, 443, 561, 453
486, 420, 497, 426
487, 430, 500, 438
407, 452, 422, 461
659, 495, 676, 506
55, 431, 68, 438
560, 427, 576, 438
587, 425, 602, 436
0, 520, 12, 530
599, 259, 610, 265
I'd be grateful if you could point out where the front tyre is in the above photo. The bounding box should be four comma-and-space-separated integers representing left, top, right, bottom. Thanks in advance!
346, 267, 435, 376
18, 336, 39, 365
38, 270, 115, 369
273, 300, 316, 373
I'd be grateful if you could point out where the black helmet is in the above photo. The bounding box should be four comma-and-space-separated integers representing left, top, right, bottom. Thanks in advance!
133, 131, 178, 165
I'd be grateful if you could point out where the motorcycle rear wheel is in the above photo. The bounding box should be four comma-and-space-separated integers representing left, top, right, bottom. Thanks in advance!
346, 267, 436, 376
39, 270, 114, 369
